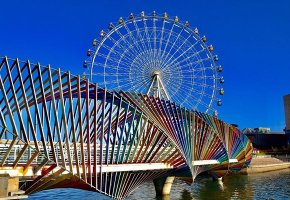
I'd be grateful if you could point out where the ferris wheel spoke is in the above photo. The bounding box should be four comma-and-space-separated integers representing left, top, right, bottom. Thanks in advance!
160, 22, 175, 60
101, 44, 134, 66
114, 44, 160, 79
110, 29, 156, 67
105, 34, 140, 62
166, 43, 206, 71
100, 35, 131, 59
177, 96, 197, 110
153, 18, 157, 61
95, 53, 132, 68
163, 46, 207, 71
91, 72, 136, 76
192, 70, 214, 78
123, 21, 145, 54
121, 42, 154, 67
108, 32, 186, 69
105, 39, 153, 70
96, 43, 133, 66
103, 77, 136, 86
161, 33, 193, 68
171, 89, 200, 109
168, 81, 198, 95
181, 66, 214, 73
172, 75, 217, 81
142, 19, 153, 51
156, 19, 166, 68
104, 72, 148, 85
101, 41, 134, 62
142, 19, 155, 68
112, 81, 133, 90
166, 80, 210, 110
177, 88, 210, 110
132, 50, 154, 65
132, 20, 149, 53
132, 76, 152, 92
124, 28, 153, 65
109, 26, 143, 57
129, 54, 153, 75
115, 43, 150, 67
170, 57, 212, 71
116, 76, 151, 93
186, 86, 214, 99
180, 79, 215, 90
106, 32, 148, 65
161, 25, 185, 65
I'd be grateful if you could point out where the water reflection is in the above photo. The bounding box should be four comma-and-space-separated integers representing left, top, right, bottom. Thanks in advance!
131, 169, 290, 200
180, 189, 192, 200
191, 174, 253, 200
28, 169, 290, 200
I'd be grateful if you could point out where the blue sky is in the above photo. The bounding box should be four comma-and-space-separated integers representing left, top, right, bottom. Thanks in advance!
1, 0, 289, 131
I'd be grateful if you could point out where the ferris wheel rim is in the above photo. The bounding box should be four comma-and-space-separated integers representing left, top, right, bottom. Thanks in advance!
84, 11, 223, 113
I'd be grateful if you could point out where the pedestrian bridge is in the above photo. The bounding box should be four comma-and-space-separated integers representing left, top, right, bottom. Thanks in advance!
0, 142, 239, 175
0, 57, 252, 199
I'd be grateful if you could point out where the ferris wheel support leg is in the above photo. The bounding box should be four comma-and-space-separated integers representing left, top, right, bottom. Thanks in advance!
153, 176, 175, 197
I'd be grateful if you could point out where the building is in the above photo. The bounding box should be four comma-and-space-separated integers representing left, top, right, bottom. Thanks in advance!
284, 94, 290, 147
284, 94, 290, 134
254, 127, 270, 134
242, 127, 270, 134
245, 133, 287, 151
243, 127, 288, 152
241, 95, 290, 151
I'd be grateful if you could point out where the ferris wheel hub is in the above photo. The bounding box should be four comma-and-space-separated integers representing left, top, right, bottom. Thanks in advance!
151, 70, 161, 77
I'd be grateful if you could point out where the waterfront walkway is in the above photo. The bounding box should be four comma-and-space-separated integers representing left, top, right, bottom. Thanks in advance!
241, 157, 290, 174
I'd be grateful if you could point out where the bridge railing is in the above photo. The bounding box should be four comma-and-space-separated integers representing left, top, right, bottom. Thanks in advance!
0, 141, 178, 167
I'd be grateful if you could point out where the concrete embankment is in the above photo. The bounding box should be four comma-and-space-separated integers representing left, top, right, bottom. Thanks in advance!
241, 157, 290, 174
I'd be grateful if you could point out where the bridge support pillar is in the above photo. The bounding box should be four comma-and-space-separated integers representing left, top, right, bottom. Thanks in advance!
153, 176, 175, 197
212, 176, 224, 190
0, 174, 19, 197
212, 176, 223, 182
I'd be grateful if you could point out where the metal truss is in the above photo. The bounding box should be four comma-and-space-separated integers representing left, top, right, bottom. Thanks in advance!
0, 57, 252, 199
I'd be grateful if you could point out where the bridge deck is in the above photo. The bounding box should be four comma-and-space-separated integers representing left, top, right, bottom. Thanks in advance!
0, 139, 238, 178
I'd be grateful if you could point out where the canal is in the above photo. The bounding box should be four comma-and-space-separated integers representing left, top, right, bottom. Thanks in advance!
28, 168, 290, 200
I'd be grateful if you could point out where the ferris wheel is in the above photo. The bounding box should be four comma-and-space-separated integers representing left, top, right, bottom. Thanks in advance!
83, 11, 224, 113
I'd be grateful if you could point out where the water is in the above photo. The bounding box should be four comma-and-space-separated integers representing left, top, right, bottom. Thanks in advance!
28, 169, 290, 200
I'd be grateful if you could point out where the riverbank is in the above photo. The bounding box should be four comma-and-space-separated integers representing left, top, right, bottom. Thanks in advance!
240, 156, 290, 174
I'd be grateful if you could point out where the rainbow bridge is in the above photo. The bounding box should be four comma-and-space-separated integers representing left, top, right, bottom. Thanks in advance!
0, 57, 252, 199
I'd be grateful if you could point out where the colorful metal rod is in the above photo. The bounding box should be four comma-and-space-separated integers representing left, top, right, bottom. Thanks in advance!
0, 57, 252, 199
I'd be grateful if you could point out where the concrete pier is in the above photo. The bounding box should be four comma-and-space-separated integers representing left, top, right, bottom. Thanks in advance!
212, 177, 223, 182
153, 176, 175, 197
0, 174, 27, 199
211, 174, 223, 183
